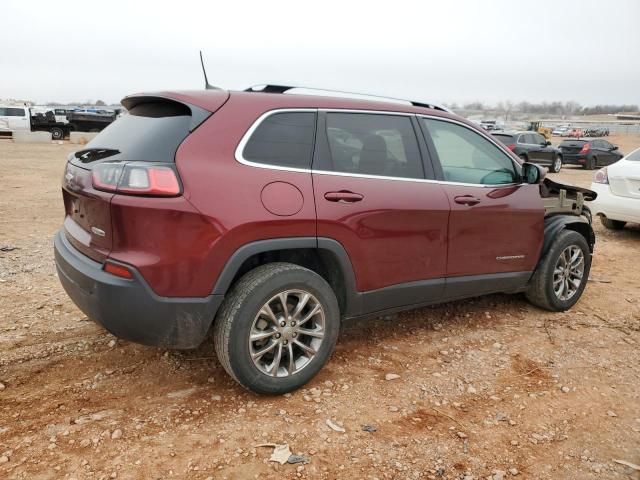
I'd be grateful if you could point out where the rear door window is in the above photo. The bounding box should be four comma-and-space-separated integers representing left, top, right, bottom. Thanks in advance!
321, 113, 424, 179
492, 134, 514, 145
242, 111, 316, 169
5, 107, 26, 117
421, 118, 518, 185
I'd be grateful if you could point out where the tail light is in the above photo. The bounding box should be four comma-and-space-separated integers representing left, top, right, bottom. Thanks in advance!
92, 162, 181, 197
594, 167, 608, 184
580, 143, 590, 154
506, 144, 516, 151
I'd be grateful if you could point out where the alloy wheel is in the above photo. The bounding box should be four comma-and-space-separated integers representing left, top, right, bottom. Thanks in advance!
249, 289, 325, 377
553, 245, 585, 301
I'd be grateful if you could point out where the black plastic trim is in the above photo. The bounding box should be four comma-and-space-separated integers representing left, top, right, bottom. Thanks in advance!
212, 237, 318, 295
542, 214, 595, 257
54, 230, 223, 349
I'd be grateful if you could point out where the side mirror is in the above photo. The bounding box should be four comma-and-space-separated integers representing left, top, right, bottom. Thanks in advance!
522, 162, 546, 184
545, 140, 552, 146
611, 145, 618, 151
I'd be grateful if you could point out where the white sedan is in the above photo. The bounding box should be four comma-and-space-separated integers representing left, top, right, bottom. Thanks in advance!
588, 147, 640, 230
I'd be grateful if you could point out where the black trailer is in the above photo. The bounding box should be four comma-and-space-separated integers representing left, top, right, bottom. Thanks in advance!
67, 112, 117, 133
29, 110, 117, 140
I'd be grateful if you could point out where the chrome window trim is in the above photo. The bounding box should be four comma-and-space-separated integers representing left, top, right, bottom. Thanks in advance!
234, 108, 524, 188
234, 108, 318, 173
417, 114, 522, 186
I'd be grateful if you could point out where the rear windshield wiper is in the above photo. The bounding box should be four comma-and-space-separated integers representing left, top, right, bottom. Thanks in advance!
74, 148, 120, 163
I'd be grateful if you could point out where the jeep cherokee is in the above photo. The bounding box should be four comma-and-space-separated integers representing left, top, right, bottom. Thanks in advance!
54, 86, 596, 394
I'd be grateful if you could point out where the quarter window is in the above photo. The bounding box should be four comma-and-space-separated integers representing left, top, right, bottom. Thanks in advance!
323, 113, 423, 179
242, 112, 316, 169
421, 118, 518, 185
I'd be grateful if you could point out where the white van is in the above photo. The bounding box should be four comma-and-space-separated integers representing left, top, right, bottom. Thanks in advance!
0, 106, 30, 133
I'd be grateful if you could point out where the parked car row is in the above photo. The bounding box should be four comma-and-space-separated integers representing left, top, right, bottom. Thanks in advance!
491, 132, 624, 172
0, 105, 118, 139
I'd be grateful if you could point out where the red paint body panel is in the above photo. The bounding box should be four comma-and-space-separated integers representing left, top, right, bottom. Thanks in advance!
313, 174, 450, 291
61, 89, 547, 300
444, 184, 544, 276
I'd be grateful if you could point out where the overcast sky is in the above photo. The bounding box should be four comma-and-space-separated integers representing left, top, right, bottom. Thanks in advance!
2, 0, 639, 106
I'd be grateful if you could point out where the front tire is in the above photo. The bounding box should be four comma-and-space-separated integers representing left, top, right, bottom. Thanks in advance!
214, 263, 340, 395
600, 216, 626, 230
585, 156, 596, 170
549, 154, 562, 173
526, 230, 591, 311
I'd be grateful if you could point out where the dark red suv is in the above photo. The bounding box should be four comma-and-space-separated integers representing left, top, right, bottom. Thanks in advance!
55, 86, 596, 394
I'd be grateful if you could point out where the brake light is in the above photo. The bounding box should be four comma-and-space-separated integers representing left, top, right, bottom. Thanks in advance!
580, 143, 590, 154
103, 261, 133, 279
92, 162, 181, 196
506, 144, 516, 151
594, 167, 609, 184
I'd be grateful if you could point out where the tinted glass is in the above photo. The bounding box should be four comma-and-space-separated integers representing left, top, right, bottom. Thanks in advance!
518, 134, 529, 144
243, 112, 316, 169
80, 101, 194, 163
5, 107, 26, 117
492, 134, 515, 144
533, 134, 546, 144
422, 118, 518, 185
324, 113, 423, 179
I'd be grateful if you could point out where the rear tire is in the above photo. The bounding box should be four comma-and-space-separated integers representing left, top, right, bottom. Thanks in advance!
213, 263, 340, 395
600, 216, 626, 230
51, 127, 64, 140
526, 230, 591, 311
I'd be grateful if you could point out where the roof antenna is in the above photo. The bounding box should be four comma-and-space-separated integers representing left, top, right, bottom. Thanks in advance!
199, 51, 219, 90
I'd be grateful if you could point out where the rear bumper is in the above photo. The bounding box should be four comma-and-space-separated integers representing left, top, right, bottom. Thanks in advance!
587, 183, 640, 224
54, 230, 223, 349
560, 154, 586, 165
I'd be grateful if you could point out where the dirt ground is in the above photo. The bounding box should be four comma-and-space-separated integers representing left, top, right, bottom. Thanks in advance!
1, 135, 639, 480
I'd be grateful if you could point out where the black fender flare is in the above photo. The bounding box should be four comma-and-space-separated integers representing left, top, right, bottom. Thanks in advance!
542, 214, 595, 260
211, 237, 360, 316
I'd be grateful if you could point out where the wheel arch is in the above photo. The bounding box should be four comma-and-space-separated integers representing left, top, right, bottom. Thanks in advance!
542, 215, 595, 259
211, 237, 360, 317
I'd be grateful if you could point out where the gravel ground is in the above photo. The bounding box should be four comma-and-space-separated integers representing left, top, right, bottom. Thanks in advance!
1, 136, 639, 480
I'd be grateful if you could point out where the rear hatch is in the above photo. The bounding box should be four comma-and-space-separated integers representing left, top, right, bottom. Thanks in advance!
61, 95, 220, 262
559, 139, 586, 155
608, 150, 640, 199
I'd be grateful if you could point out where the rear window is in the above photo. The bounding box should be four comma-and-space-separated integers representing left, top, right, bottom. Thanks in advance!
242, 112, 316, 169
492, 134, 515, 144
559, 139, 586, 146
627, 148, 640, 161
80, 101, 200, 163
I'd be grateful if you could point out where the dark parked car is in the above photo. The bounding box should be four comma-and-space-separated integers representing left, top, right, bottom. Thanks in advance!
55, 86, 596, 394
558, 138, 623, 170
492, 131, 563, 173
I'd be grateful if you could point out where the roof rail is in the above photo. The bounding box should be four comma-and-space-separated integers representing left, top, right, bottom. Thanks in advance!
244, 84, 452, 113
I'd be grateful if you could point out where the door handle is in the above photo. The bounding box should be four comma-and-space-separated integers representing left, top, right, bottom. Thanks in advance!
324, 191, 364, 203
454, 195, 481, 206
